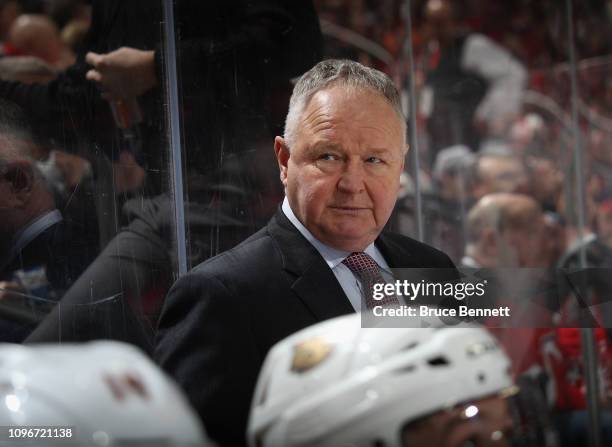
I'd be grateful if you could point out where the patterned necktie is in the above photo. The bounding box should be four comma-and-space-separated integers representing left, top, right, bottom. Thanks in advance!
342, 252, 399, 309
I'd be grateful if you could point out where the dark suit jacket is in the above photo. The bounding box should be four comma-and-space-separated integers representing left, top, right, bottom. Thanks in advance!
1, 216, 96, 299
155, 209, 455, 446
1, 216, 95, 342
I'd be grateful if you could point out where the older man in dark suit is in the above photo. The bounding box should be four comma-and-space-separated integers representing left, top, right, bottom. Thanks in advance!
155, 59, 456, 447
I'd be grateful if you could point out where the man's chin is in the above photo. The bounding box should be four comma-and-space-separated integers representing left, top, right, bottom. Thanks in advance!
318, 228, 378, 252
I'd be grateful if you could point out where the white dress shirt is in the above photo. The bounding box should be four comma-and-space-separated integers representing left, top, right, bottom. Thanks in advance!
282, 197, 396, 311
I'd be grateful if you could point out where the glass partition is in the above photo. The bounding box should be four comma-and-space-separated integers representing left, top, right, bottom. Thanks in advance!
0, 0, 610, 445
0, 0, 175, 352
175, 1, 322, 269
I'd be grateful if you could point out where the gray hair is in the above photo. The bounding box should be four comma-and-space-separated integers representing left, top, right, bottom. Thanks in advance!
284, 59, 406, 148
432, 144, 476, 181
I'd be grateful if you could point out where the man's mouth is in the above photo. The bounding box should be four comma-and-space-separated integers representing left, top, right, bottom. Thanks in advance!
329, 206, 369, 212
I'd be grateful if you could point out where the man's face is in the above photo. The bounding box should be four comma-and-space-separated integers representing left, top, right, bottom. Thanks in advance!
501, 214, 547, 268
276, 85, 405, 252
0, 135, 34, 243
476, 157, 528, 198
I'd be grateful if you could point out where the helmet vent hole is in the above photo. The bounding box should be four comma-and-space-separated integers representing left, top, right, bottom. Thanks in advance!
427, 356, 450, 367
372, 440, 386, 447
478, 372, 486, 383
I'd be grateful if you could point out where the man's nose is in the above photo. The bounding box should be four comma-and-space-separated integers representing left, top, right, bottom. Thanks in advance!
337, 160, 365, 193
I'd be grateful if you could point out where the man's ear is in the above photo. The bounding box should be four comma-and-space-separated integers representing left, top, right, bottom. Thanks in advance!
274, 136, 290, 189
4, 161, 34, 207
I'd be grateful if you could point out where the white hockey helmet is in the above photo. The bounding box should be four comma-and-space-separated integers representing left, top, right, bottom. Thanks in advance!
0, 341, 212, 447
248, 314, 514, 447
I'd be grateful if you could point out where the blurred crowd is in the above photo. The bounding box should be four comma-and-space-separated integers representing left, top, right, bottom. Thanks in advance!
316, 1, 612, 444
315, 0, 612, 68
0, 0, 611, 446
317, 0, 612, 261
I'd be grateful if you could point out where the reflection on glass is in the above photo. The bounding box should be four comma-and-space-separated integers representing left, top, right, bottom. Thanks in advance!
0, 0, 169, 349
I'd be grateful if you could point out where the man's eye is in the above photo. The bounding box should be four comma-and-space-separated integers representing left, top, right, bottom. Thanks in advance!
319, 153, 339, 161
366, 157, 383, 164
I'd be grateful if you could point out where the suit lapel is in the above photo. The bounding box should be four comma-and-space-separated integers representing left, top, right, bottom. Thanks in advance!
291, 261, 354, 320
376, 232, 415, 268
267, 209, 354, 321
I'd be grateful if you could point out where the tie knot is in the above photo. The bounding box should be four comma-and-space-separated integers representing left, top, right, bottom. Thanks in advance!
342, 252, 380, 276
342, 251, 399, 309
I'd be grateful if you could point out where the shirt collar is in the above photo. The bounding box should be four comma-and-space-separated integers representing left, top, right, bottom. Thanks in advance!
281, 197, 390, 271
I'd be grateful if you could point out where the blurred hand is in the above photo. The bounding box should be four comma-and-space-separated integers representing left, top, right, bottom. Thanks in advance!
86, 47, 157, 100
52, 150, 92, 187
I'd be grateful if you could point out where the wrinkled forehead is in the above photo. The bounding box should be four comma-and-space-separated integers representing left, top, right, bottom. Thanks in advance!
301, 85, 407, 147
308, 83, 403, 120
